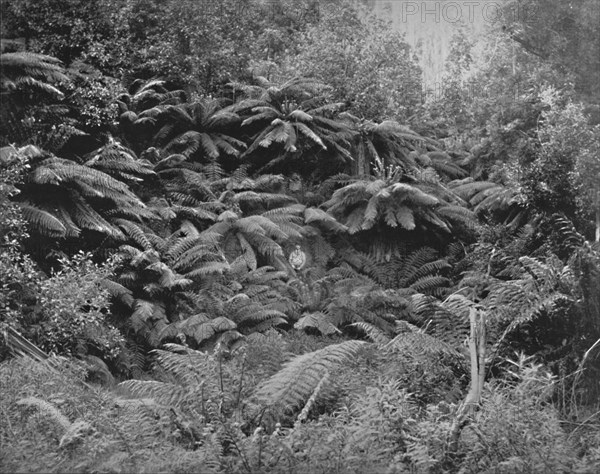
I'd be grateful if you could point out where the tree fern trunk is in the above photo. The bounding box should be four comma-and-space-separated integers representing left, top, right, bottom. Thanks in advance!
356, 140, 367, 176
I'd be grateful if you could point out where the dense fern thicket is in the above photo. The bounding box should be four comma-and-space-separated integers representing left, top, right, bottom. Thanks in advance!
1, 0, 599, 472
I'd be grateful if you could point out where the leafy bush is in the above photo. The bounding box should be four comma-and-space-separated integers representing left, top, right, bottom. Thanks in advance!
36, 251, 124, 358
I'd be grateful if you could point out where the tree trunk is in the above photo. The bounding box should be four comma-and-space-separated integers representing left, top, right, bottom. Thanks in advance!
595, 191, 599, 242
447, 308, 486, 456
464, 307, 486, 411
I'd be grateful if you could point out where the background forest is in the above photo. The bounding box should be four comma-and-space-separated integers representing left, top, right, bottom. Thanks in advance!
1, 0, 599, 472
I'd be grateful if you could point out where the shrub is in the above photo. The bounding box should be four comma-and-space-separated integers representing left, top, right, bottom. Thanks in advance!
36, 251, 125, 358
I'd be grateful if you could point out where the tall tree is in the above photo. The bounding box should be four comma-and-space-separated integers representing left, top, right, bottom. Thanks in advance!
284, 2, 422, 122
500, 0, 600, 102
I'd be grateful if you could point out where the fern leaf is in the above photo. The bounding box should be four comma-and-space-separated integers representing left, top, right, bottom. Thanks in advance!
119, 380, 187, 407
409, 275, 450, 293
185, 261, 230, 278
16, 397, 71, 431
20, 204, 66, 237
113, 218, 154, 250
351, 322, 391, 345
254, 340, 366, 413
295, 312, 340, 335
100, 279, 134, 307
189, 316, 237, 344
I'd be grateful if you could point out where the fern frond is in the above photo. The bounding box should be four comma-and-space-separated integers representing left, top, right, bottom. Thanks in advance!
129, 248, 160, 268
351, 322, 391, 345
295, 312, 341, 335
16, 396, 71, 431
386, 327, 460, 360
185, 261, 230, 278
113, 218, 154, 250
295, 371, 329, 426
119, 380, 188, 407
20, 204, 66, 237
304, 207, 347, 233
409, 275, 450, 294
100, 279, 134, 308
71, 198, 125, 239
164, 316, 237, 345
254, 340, 366, 414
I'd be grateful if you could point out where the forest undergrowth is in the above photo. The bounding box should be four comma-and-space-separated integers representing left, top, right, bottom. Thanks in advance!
1, 333, 599, 473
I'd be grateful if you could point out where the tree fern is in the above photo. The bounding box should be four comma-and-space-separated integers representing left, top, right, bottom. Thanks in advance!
323, 175, 465, 236
231, 76, 352, 177
112, 214, 296, 347
450, 178, 528, 227
14, 149, 149, 243
117, 79, 187, 153
338, 112, 429, 176
153, 99, 244, 163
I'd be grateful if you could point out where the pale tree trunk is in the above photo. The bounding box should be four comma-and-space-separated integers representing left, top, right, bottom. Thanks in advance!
464, 308, 486, 411
595, 190, 599, 242
596, 208, 600, 242
447, 308, 486, 454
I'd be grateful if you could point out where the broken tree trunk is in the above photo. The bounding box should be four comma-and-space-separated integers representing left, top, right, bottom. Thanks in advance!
447, 307, 486, 456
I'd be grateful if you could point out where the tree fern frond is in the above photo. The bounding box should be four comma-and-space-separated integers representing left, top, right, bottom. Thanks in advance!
71, 199, 125, 239
233, 191, 296, 208
113, 218, 154, 250
1, 52, 68, 97
119, 380, 187, 407
304, 207, 347, 233
351, 322, 391, 345
188, 316, 237, 344
254, 340, 366, 414
19, 204, 66, 237
100, 279, 134, 308
427, 153, 469, 179
243, 232, 284, 259
31, 158, 137, 199
294, 312, 341, 335
166, 237, 203, 265
170, 205, 217, 222
16, 397, 71, 431
385, 328, 460, 359
409, 275, 450, 294
129, 248, 160, 268
392, 205, 415, 230
185, 261, 230, 278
